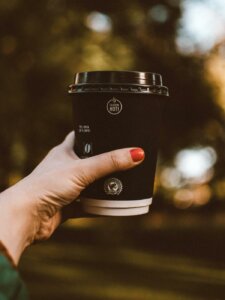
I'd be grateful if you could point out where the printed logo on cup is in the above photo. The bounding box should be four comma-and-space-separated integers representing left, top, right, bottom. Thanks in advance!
84, 143, 92, 154
104, 177, 123, 195
106, 97, 123, 115
83, 142, 93, 156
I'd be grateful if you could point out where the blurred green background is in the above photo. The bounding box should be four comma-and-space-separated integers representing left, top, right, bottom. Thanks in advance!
1, 0, 225, 299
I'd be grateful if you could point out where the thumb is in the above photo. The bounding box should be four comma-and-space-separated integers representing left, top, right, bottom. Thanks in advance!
77, 148, 145, 185
61, 131, 75, 152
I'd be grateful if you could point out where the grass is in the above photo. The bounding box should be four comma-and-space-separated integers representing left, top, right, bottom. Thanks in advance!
19, 217, 225, 300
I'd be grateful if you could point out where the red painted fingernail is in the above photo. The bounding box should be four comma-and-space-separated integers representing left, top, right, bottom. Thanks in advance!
130, 148, 145, 162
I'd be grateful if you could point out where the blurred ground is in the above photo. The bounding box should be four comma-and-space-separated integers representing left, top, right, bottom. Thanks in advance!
20, 214, 225, 300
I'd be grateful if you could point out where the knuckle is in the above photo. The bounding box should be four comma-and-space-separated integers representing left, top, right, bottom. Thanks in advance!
110, 151, 121, 170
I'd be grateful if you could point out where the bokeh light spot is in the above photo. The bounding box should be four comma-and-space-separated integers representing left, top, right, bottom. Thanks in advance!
177, 0, 225, 54
175, 147, 217, 179
148, 5, 170, 23
160, 167, 181, 189
174, 189, 193, 209
173, 185, 211, 209
86, 12, 112, 32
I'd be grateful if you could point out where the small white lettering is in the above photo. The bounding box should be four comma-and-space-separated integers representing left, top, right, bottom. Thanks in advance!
78, 125, 91, 133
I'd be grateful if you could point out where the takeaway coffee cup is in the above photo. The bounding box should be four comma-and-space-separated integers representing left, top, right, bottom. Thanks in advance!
69, 71, 169, 216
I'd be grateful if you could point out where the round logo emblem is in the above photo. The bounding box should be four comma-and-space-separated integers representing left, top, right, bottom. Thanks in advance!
104, 177, 123, 195
106, 97, 123, 115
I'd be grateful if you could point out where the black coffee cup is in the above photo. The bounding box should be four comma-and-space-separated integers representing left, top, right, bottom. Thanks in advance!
69, 71, 169, 216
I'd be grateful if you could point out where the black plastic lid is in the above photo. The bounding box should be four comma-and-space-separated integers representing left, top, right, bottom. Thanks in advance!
69, 71, 169, 96
74, 71, 163, 86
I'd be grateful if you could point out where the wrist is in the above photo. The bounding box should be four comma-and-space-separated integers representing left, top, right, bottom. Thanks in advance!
0, 179, 37, 265
0, 240, 16, 267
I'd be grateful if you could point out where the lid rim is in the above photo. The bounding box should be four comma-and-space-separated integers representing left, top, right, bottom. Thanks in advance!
70, 83, 167, 86
68, 84, 169, 96
74, 70, 167, 87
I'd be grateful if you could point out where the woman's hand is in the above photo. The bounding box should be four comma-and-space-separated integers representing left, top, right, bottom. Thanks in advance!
0, 132, 144, 264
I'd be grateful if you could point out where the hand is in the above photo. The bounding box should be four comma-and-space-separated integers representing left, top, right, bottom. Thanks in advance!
0, 132, 144, 264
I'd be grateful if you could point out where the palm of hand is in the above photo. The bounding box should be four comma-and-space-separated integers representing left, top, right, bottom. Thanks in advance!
26, 134, 88, 241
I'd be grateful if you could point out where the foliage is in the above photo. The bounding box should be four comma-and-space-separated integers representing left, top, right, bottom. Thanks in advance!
0, 0, 224, 210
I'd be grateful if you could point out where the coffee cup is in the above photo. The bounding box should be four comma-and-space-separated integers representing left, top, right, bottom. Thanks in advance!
69, 71, 169, 216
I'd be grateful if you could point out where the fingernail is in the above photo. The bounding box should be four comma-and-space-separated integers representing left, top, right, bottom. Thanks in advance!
130, 148, 145, 162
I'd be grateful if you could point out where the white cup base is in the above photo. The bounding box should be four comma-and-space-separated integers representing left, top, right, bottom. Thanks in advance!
81, 198, 152, 216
